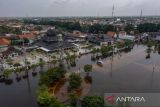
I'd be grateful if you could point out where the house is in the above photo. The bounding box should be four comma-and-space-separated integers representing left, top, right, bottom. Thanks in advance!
118, 31, 135, 41
73, 30, 82, 36
87, 34, 114, 46
119, 34, 135, 41
0, 38, 11, 47
1, 47, 23, 59
18, 33, 37, 44
107, 31, 117, 38
72, 31, 87, 42
118, 31, 127, 37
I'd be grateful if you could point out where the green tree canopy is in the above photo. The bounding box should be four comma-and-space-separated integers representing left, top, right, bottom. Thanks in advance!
39, 67, 66, 86
84, 64, 93, 75
69, 73, 82, 90
124, 24, 135, 34
82, 96, 104, 107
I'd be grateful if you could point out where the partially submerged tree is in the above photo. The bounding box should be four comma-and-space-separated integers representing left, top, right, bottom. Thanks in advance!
84, 64, 93, 76
68, 73, 82, 90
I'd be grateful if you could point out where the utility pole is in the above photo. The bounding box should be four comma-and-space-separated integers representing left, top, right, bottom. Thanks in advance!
140, 9, 143, 19
0, 58, 4, 73
112, 5, 115, 18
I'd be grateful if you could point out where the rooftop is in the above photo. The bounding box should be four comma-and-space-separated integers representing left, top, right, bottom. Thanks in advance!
0, 38, 11, 46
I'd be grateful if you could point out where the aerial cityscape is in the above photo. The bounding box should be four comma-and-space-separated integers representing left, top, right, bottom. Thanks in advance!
1, 0, 160, 107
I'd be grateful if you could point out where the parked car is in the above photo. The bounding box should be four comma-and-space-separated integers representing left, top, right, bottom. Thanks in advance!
97, 60, 104, 66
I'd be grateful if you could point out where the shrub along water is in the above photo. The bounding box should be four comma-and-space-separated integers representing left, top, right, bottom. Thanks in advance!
37, 67, 67, 107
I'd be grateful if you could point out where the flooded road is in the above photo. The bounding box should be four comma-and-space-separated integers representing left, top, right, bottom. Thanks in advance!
0, 45, 160, 107
89, 45, 160, 95
0, 71, 40, 107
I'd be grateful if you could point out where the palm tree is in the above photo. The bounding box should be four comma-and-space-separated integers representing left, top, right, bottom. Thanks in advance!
13, 63, 22, 81
22, 66, 29, 79
91, 48, 97, 61
15, 68, 22, 82
66, 52, 77, 67
146, 41, 153, 59
39, 58, 45, 71
70, 54, 77, 67
66, 52, 71, 66
84, 64, 93, 76
3, 69, 13, 85
31, 64, 38, 77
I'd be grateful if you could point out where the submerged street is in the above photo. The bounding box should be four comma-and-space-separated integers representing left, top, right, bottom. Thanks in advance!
1, 45, 160, 107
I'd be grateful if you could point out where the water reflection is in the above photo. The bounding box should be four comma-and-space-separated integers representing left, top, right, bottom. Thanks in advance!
150, 66, 155, 89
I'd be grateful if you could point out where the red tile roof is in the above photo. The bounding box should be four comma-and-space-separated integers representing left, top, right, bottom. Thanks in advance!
0, 38, 11, 46
18, 34, 35, 39
107, 31, 116, 37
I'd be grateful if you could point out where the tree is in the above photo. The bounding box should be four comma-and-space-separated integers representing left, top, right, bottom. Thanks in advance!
124, 39, 134, 49
35, 26, 42, 31
84, 64, 93, 76
0, 26, 22, 35
82, 96, 104, 107
37, 85, 53, 106
91, 48, 97, 61
3, 69, 12, 79
39, 73, 52, 86
100, 45, 112, 56
48, 99, 67, 107
37, 87, 67, 107
39, 67, 66, 86
87, 24, 115, 34
145, 41, 153, 59
37, 67, 67, 107
13, 63, 21, 67
3, 69, 13, 84
66, 52, 77, 67
69, 92, 79, 107
137, 23, 158, 33
69, 73, 82, 90
124, 24, 134, 34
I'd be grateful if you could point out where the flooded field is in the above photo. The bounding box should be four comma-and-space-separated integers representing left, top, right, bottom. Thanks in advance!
1, 45, 160, 107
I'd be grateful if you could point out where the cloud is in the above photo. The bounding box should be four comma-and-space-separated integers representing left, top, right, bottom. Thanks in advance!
0, 0, 160, 17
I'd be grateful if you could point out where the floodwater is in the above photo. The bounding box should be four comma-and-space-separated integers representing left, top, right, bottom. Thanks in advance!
1, 45, 160, 107
0, 71, 40, 107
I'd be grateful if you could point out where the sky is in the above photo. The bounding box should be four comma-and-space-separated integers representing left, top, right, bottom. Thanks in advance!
0, 0, 160, 17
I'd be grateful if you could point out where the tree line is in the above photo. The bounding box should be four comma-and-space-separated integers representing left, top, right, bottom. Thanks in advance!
0, 26, 22, 35
124, 23, 160, 33
24, 19, 160, 34
24, 19, 115, 33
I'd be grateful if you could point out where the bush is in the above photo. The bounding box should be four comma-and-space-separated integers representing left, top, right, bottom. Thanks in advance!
39, 67, 66, 86
37, 85, 66, 107
82, 96, 104, 107
69, 73, 82, 90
